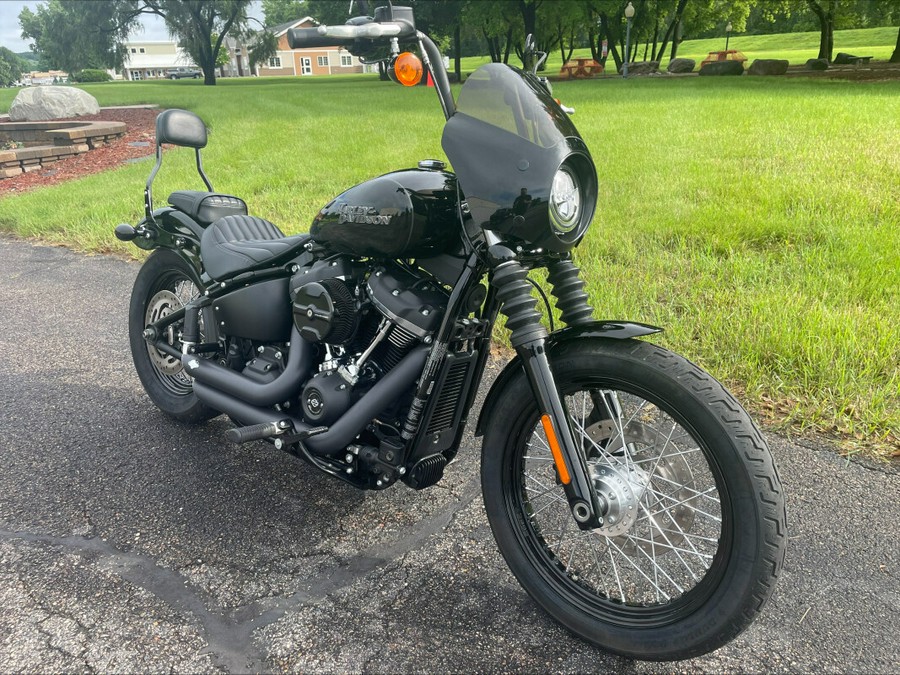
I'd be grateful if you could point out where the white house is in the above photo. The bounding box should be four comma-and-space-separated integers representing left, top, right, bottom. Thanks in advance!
122, 41, 198, 80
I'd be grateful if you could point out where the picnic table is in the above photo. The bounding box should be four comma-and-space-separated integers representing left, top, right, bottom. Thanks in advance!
700, 50, 748, 67
560, 57, 603, 79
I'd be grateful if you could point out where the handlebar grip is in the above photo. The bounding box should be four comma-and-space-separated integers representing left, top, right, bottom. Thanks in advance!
287, 28, 350, 49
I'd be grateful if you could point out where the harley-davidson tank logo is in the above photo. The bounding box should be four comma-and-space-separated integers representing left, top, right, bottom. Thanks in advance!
337, 204, 392, 225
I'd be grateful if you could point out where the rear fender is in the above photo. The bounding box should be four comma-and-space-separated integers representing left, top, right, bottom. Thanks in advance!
474, 321, 662, 436
134, 208, 205, 280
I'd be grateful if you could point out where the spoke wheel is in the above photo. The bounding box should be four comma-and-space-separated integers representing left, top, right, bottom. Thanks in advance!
519, 388, 726, 616
128, 249, 219, 423
481, 339, 785, 660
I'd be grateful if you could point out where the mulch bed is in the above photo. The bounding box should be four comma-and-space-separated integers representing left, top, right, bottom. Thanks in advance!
0, 107, 160, 197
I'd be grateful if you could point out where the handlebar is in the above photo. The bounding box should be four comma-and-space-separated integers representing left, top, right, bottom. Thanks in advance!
287, 21, 415, 49
286, 14, 456, 122
286, 28, 346, 49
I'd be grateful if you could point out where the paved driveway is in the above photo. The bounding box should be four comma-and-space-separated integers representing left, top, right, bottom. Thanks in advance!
0, 236, 897, 672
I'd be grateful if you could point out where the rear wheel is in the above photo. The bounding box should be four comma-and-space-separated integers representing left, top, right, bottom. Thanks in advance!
128, 249, 218, 423
481, 339, 786, 660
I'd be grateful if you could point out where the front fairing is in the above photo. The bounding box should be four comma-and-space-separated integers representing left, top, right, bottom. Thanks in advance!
441, 64, 597, 253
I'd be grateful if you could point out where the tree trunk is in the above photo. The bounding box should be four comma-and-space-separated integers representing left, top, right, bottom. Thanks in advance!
520, 0, 538, 43
651, 16, 659, 61
656, 0, 688, 65
559, 26, 566, 64
503, 27, 513, 64
599, 13, 622, 71
484, 30, 500, 63
670, 18, 681, 59
808, 1, 834, 62
454, 25, 462, 82
818, 17, 834, 61
892, 25, 900, 63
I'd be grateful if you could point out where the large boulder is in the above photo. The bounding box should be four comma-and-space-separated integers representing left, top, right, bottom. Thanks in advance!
806, 58, 829, 70
748, 59, 789, 76
8, 86, 100, 122
699, 60, 745, 76
667, 57, 696, 73
624, 60, 659, 76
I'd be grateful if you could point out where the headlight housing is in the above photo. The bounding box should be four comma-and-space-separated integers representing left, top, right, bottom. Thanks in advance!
550, 166, 581, 234
545, 154, 596, 249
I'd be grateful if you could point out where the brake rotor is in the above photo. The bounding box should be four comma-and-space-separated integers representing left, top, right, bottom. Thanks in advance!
145, 289, 184, 376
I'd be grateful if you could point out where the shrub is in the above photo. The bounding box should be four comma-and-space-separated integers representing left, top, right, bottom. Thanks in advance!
70, 69, 111, 83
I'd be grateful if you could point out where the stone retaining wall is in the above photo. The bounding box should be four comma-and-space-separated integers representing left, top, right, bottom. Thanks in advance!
0, 120, 126, 178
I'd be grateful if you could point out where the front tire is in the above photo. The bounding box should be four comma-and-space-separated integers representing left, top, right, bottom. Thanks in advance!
128, 249, 218, 423
481, 339, 786, 660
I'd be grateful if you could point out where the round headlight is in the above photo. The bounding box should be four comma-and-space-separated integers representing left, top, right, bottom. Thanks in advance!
550, 166, 581, 234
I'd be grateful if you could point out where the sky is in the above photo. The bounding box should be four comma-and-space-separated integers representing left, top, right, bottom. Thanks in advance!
0, 0, 264, 54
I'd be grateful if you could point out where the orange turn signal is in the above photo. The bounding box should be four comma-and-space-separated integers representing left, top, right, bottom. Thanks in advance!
540, 414, 571, 485
391, 52, 423, 87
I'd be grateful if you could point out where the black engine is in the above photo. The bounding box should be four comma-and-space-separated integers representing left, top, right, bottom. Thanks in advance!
289, 256, 448, 428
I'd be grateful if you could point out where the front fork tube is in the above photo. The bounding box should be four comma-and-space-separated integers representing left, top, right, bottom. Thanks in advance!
518, 341, 604, 529
489, 246, 603, 529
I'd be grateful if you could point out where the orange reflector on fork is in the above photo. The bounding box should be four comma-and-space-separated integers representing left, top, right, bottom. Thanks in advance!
540, 414, 571, 485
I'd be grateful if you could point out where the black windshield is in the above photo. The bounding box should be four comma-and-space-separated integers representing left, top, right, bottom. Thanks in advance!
454, 63, 579, 148
441, 64, 592, 250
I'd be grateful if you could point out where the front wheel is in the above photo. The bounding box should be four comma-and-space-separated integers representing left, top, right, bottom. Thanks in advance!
128, 249, 218, 423
481, 339, 786, 660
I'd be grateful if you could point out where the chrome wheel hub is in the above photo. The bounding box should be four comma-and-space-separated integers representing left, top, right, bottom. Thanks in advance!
590, 463, 642, 537
587, 419, 697, 554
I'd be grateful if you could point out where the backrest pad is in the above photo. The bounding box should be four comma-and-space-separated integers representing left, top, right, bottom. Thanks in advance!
156, 108, 208, 149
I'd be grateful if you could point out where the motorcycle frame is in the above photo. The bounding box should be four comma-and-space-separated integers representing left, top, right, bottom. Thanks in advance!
132, 24, 666, 527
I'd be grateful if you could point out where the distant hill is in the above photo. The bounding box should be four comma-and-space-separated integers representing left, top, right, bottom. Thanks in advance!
16, 51, 39, 64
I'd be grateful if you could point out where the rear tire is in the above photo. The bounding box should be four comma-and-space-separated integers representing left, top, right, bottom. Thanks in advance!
481, 338, 786, 660
128, 249, 218, 423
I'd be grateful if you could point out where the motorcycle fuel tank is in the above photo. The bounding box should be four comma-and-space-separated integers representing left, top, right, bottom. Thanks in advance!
311, 169, 460, 258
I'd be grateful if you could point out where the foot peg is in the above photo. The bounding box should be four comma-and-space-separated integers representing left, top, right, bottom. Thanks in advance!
225, 420, 288, 444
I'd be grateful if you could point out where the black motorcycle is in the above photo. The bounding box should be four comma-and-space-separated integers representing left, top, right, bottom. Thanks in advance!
115, 4, 786, 661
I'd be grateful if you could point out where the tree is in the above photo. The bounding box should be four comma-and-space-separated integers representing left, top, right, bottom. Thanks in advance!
142, 1, 254, 85
465, 1, 519, 65
19, 0, 137, 73
247, 30, 279, 73
0, 47, 28, 86
262, 0, 308, 26
893, 25, 900, 63
305, 0, 352, 25
806, 0, 839, 60
20, 0, 255, 85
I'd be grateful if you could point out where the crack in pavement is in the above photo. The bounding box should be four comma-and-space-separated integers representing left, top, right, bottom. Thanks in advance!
0, 477, 481, 673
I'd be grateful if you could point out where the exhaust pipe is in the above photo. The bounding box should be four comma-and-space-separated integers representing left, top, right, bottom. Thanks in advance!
183, 326, 313, 407
192, 345, 429, 457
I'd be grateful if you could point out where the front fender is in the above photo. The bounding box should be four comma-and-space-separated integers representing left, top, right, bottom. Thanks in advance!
474, 320, 661, 436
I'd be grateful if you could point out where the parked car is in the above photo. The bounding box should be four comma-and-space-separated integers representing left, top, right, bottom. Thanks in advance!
166, 67, 201, 79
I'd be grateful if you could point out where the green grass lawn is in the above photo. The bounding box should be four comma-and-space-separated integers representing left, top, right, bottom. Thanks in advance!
459, 25, 900, 73
0, 62, 898, 457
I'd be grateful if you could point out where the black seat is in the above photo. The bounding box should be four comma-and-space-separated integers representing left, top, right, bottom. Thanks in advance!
201, 214, 310, 280
168, 190, 248, 225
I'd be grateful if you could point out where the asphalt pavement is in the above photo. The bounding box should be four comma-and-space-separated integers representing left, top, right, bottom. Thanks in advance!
0, 235, 897, 672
